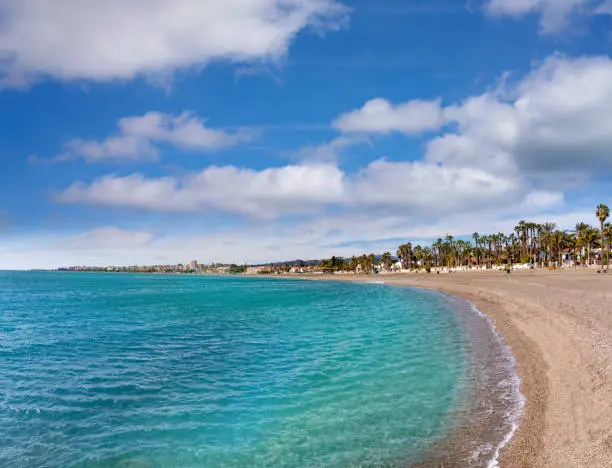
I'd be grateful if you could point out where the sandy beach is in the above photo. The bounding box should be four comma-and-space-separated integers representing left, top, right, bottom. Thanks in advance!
298, 269, 612, 467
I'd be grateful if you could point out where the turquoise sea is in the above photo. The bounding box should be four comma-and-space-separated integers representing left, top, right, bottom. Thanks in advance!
0, 272, 522, 467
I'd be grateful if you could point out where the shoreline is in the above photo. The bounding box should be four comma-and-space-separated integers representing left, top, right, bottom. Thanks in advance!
406, 290, 525, 467
287, 270, 612, 467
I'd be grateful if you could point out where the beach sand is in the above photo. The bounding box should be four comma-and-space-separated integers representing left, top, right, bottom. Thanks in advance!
299, 269, 612, 467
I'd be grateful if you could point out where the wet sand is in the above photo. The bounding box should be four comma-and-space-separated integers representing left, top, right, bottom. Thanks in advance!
296, 270, 612, 467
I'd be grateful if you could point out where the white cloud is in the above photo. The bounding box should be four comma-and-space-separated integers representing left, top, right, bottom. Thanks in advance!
56, 164, 346, 218
46, 53, 612, 257
68, 227, 154, 249
55, 158, 525, 219
52, 111, 249, 162
486, 0, 594, 33
329, 55, 612, 190
427, 95, 519, 175
295, 135, 369, 163
349, 159, 521, 213
333, 98, 445, 135
512, 55, 612, 172
521, 190, 565, 209
16, 52, 612, 268
0, 0, 348, 87
425, 54, 612, 186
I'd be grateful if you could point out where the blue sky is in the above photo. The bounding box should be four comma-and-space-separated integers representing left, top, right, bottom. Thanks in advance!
1, 0, 612, 269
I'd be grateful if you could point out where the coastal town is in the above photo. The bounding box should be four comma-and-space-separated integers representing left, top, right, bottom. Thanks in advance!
57, 205, 612, 275
57, 260, 324, 275
56, 260, 370, 275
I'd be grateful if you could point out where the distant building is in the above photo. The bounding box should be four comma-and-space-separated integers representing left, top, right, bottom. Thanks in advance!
246, 266, 272, 275
190, 260, 198, 271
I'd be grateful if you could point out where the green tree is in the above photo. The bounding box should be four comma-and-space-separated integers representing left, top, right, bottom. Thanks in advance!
472, 232, 480, 266
367, 253, 376, 272
539, 222, 557, 267
396, 243, 412, 270
381, 251, 392, 270
583, 226, 599, 266
603, 223, 612, 269
413, 245, 423, 270
596, 204, 610, 268
514, 221, 529, 262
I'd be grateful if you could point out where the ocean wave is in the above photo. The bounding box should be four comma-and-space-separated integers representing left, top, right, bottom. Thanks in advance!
468, 303, 525, 468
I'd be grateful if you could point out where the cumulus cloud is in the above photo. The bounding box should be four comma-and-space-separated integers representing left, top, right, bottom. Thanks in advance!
521, 190, 565, 209
55, 158, 526, 219
350, 159, 521, 214
50, 54, 612, 225
511, 55, 612, 174
37, 53, 612, 270
0, 0, 348, 87
430, 55, 612, 186
426, 95, 519, 175
51, 111, 249, 162
56, 164, 346, 218
485, 0, 612, 33
328, 55, 612, 189
486, 0, 590, 33
333, 98, 445, 134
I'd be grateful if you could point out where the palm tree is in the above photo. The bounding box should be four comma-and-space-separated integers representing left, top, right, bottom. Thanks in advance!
430, 239, 440, 268
413, 245, 423, 270
486, 235, 493, 269
444, 234, 455, 268
526, 222, 541, 264
583, 227, 599, 266
604, 223, 612, 269
406, 243, 413, 269
596, 204, 610, 268
574, 222, 589, 266
490, 233, 499, 265
497, 233, 507, 265
514, 221, 528, 262
540, 222, 557, 267
381, 251, 392, 270
388, 212, 612, 274
358, 254, 368, 272
472, 232, 480, 266
507, 233, 518, 265
367, 253, 376, 272
455, 240, 470, 267
396, 243, 412, 270
422, 247, 433, 271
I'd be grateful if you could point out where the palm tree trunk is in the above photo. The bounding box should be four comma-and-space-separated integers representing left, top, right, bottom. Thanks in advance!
601, 221, 604, 269
587, 244, 591, 265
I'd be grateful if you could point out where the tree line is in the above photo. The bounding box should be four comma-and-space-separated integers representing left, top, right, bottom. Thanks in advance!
318, 204, 611, 272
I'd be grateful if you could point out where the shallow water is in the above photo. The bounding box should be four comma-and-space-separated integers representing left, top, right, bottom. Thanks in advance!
0, 272, 520, 467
